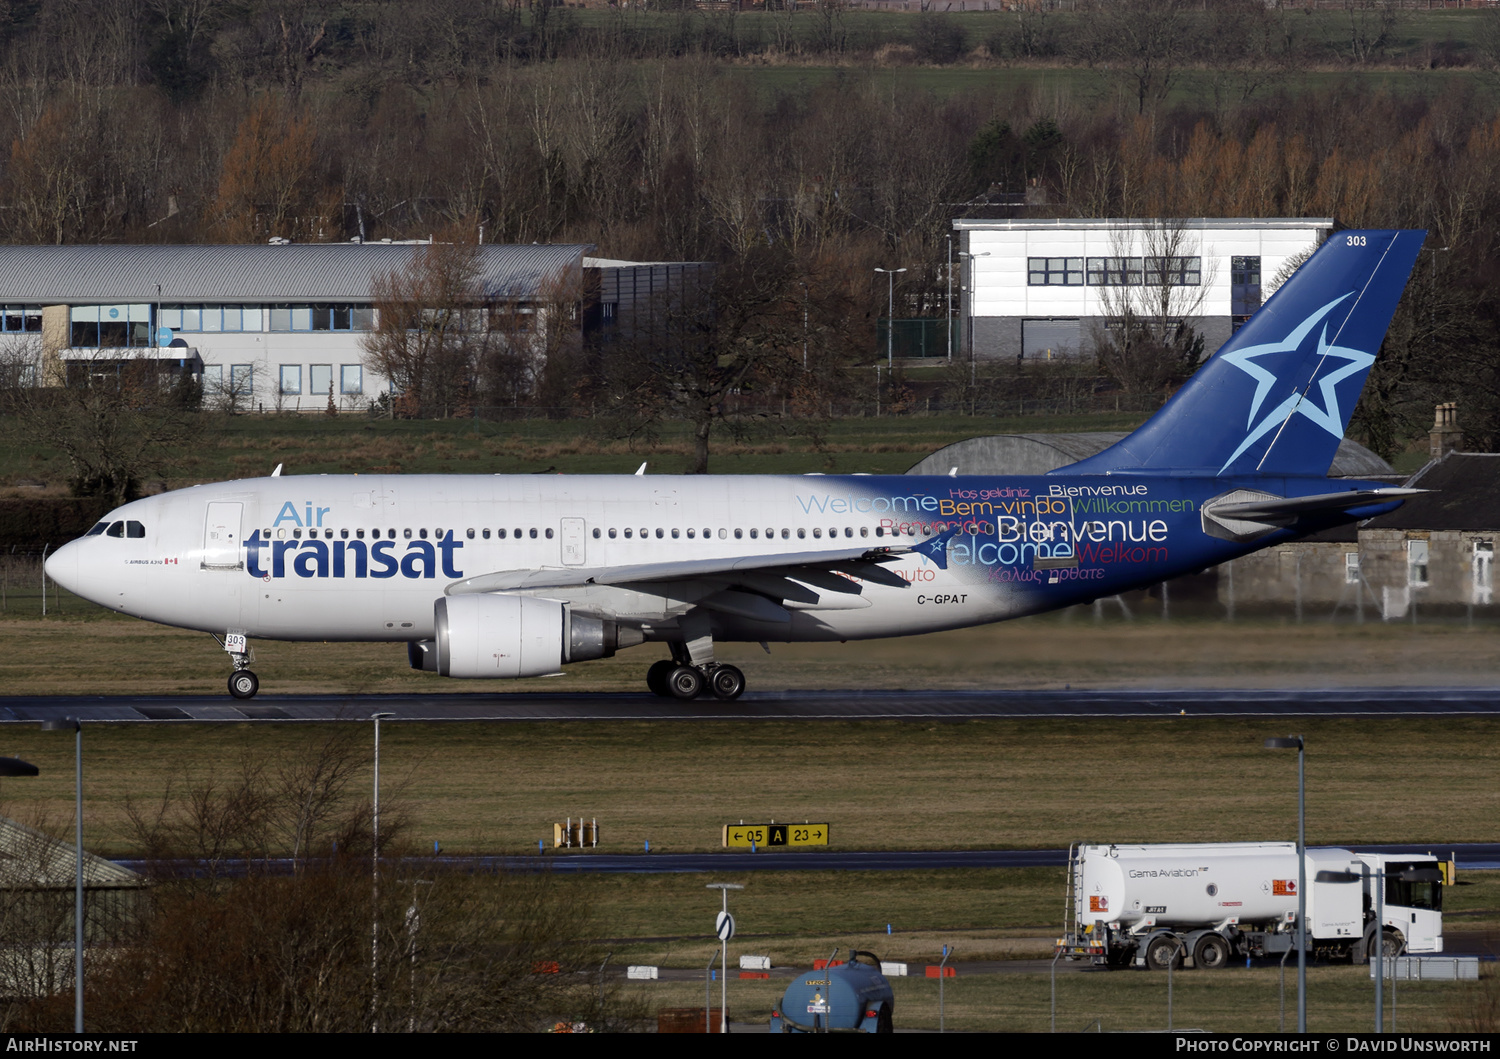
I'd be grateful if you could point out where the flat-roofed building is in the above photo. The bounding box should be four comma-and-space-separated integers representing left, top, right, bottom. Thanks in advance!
951, 217, 1334, 364
0, 242, 592, 410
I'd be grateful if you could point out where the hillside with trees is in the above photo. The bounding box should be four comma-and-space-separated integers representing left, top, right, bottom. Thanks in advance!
0, 1, 1498, 459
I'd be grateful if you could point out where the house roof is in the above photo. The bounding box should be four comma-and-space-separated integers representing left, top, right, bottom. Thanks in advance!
0, 243, 591, 303
0, 815, 145, 892
952, 217, 1335, 232
907, 434, 1393, 479
1365, 452, 1500, 531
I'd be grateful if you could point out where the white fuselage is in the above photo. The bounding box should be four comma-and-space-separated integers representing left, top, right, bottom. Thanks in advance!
45, 474, 1032, 646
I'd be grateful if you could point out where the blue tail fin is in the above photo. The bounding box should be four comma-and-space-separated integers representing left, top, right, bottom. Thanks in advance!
1060, 229, 1425, 478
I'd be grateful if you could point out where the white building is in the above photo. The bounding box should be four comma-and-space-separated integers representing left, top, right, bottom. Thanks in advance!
952, 218, 1334, 363
0, 242, 591, 410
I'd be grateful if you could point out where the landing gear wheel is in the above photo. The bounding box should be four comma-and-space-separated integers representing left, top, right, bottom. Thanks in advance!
1145, 935, 1182, 971
709, 664, 745, 701
666, 664, 704, 700
1193, 933, 1231, 970
646, 660, 675, 697
228, 670, 259, 700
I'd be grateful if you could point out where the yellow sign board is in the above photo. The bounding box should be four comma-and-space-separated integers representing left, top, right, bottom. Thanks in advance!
722, 823, 829, 848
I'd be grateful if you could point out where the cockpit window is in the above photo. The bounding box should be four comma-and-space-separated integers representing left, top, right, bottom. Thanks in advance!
86, 522, 109, 536
126, 521, 145, 538
105, 521, 124, 538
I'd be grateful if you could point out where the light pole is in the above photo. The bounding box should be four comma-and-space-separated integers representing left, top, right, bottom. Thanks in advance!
705, 882, 743, 1033
43, 718, 83, 1034
946, 234, 954, 363
1312, 863, 1442, 1032
874, 267, 907, 370
1265, 735, 1306, 1033
801, 280, 809, 371
958, 250, 990, 395
371, 711, 395, 1032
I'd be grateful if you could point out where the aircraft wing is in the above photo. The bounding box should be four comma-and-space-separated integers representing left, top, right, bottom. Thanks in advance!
445, 541, 938, 598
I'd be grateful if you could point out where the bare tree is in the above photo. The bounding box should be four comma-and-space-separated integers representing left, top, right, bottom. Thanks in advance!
1091, 222, 1211, 395
1079, 0, 1192, 116
362, 242, 493, 419
0, 337, 206, 505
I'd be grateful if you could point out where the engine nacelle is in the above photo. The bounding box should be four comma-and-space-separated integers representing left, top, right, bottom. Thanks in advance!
424, 595, 638, 679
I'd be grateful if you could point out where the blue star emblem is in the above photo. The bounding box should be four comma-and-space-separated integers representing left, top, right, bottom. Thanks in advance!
1216, 294, 1371, 473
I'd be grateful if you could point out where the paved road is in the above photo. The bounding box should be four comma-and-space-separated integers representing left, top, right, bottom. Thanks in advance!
4, 685, 1500, 723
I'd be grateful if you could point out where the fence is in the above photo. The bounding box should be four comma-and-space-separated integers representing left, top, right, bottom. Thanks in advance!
0, 552, 86, 618
875, 318, 961, 360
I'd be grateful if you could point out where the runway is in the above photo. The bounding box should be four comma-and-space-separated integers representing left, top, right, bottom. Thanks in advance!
3, 685, 1500, 723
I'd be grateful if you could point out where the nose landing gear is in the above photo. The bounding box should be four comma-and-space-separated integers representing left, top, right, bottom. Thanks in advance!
220, 632, 259, 700
228, 669, 260, 699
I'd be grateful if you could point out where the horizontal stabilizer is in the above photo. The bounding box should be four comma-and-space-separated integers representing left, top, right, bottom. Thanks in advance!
1202, 487, 1422, 542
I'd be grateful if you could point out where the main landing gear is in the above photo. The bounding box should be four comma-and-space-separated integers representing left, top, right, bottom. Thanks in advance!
645, 659, 745, 701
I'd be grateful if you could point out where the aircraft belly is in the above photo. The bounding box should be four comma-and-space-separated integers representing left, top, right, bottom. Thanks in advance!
249, 581, 439, 641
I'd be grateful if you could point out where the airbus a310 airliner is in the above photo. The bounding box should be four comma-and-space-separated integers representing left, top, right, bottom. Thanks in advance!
46, 230, 1426, 701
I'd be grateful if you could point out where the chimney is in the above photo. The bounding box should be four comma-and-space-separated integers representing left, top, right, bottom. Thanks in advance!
1430, 402, 1463, 458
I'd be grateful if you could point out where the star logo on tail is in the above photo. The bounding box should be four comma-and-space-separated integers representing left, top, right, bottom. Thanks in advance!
1216, 293, 1372, 473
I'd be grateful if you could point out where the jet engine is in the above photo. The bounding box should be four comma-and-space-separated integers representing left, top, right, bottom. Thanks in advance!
411, 595, 639, 679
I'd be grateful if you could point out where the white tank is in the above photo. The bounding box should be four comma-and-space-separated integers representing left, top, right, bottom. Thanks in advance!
1077, 842, 1312, 930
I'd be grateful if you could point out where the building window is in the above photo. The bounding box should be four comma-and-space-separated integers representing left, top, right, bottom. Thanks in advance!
201, 363, 222, 390
2, 305, 41, 332
309, 364, 333, 398
1344, 552, 1361, 585
1027, 257, 1084, 286
230, 363, 254, 395
340, 364, 363, 395
279, 364, 302, 395
489, 304, 536, 333
161, 304, 254, 333
1473, 540, 1493, 605
1232, 255, 1261, 317
265, 303, 370, 331
70, 304, 152, 348
269, 305, 313, 331
1086, 257, 1144, 286
1144, 257, 1201, 286
1407, 539, 1430, 587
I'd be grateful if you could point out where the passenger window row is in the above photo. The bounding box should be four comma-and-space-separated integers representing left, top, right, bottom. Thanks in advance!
245, 520, 993, 544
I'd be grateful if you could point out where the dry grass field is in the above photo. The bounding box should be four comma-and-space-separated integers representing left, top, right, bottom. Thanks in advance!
7, 606, 1500, 695
0, 709, 1496, 858
625, 964, 1497, 1034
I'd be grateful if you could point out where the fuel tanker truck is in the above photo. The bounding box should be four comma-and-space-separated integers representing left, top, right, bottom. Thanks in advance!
1057, 843, 1443, 971
769, 950, 894, 1033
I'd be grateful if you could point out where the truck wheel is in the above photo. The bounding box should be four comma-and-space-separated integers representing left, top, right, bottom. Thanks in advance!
1146, 935, 1182, 971
1379, 930, 1405, 959
1194, 934, 1231, 970
876, 1005, 892, 1034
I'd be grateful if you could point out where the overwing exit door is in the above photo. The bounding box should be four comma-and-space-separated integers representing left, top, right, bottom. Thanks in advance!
560, 517, 586, 565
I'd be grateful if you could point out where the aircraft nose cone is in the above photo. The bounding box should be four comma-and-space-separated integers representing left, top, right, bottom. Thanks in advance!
44, 541, 81, 596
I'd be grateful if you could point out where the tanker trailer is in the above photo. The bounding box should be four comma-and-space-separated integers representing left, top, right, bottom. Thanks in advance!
769, 950, 894, 1033
1056, 842, 1443, 970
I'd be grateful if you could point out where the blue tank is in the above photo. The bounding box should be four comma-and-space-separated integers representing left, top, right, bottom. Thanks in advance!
770, 950, 894, 1033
